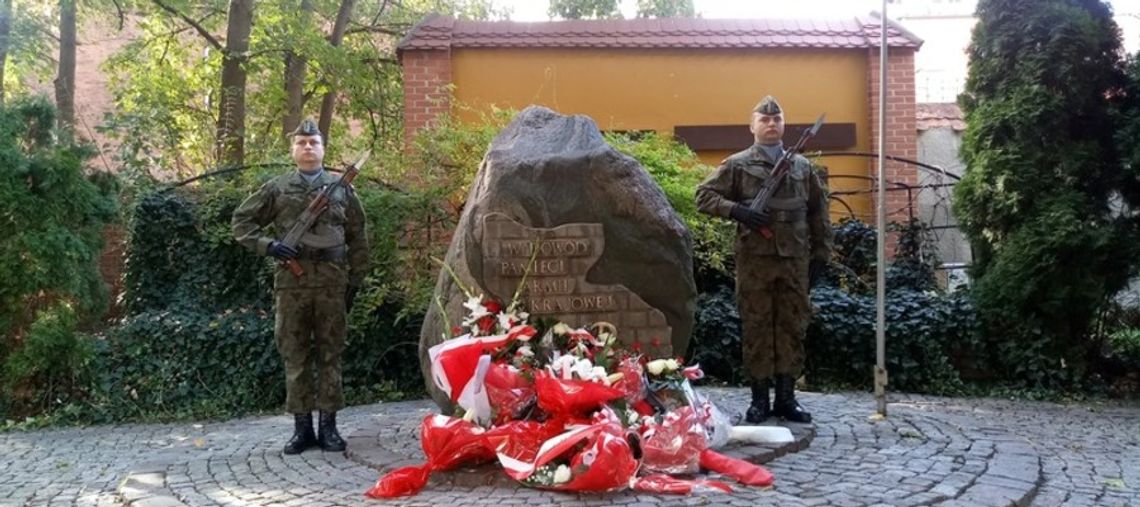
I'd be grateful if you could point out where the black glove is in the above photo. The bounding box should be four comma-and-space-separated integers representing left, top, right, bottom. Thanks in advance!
809, 260, 827, 288
267, 240, 298, 261
345, 285, 359, 312
729, 204, 771, 230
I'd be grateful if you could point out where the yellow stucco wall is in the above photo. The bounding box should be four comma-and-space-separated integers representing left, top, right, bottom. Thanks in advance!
451, 47, 872, 218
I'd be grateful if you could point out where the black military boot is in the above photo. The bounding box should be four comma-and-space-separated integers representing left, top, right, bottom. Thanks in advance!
744, 378, 771, 424
773, 375, 812, 423
283, 413, 317, 455
317, 411, 346, 452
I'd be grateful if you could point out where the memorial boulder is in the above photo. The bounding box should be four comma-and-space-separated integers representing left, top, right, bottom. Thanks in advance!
419, 106, 696, 409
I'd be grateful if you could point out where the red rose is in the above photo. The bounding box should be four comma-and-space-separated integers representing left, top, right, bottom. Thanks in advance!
451, 326, 463, 336
477, 315, 496, 333
483, 299, 503, 314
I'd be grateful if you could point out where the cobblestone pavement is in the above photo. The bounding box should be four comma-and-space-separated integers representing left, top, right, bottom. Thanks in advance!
0, 390, 1136, 507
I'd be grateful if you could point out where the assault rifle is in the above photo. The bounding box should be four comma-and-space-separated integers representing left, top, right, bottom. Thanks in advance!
280, 150, 371, 277
748, 113, 825, 239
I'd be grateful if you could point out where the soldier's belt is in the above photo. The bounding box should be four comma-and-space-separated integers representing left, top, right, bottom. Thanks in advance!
296, 245, 346, 262
770, 209, 807, 222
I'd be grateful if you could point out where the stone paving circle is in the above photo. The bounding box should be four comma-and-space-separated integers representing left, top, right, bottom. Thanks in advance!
0, 388, 1137, 506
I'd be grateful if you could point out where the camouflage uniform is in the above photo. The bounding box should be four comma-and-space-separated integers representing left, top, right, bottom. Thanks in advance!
696, 147, 831, 382
232, 169, 369, 413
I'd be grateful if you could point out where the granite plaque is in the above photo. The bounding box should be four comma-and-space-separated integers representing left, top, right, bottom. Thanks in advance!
481, 213, 672, 354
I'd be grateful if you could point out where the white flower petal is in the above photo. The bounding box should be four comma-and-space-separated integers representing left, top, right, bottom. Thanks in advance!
553, 464, 572, 484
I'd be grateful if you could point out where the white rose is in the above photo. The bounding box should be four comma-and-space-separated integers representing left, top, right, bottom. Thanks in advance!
552, 323, 572, 335
517, 345, 534, 357
646, 359, 667, 376
664, 359, 680, 372
553, 464, 572, 484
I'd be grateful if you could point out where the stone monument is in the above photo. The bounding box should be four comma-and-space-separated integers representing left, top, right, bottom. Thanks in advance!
419, 106, 696, 409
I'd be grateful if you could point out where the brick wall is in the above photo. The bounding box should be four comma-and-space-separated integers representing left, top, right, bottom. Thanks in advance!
402, 49, 453, 143
99, 224, 126, 316
867, 48, 919, 225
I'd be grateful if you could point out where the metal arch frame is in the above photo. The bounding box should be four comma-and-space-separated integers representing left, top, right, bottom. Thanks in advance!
811, 152, 961, 222
813, 151, 961, 181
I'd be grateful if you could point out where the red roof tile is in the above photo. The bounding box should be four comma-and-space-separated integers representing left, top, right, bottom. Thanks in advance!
397, 13, 923, 56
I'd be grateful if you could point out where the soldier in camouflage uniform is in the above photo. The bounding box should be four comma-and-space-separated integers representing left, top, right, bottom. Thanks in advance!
696, 96, 832, 424
232, 118, 370, 454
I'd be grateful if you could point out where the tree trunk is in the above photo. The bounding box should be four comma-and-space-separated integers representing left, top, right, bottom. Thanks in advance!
215, 0, 254, 168
0, 0, 12, 105
317, 0, 355, 143
54, 0, 76, 134
283, 0, 313, 136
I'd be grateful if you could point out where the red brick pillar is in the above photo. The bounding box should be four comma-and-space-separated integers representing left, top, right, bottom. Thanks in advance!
401, 48, 453, 144
868, 47, 918, 255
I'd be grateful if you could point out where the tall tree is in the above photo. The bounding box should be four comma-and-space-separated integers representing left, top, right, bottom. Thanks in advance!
104, 0, 504, 176
635, 0, 694, 18
283, 0, 313, 136
215, 0, 253, 167
0, 0, 11, 104
954, 0, 1133, 386
317, 0, 354, 142
54, 0, 76, 135
548, 0, 620, 20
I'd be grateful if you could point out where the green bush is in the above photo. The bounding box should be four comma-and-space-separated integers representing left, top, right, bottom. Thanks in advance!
2, 304, 96, 418
0, 97, 117, 420
686, 284, 744, 384
806, 287, 978, 393
1107, 327, 1140, 366
806, 219, 977, 393
955, 0, 1137, 389
827, 218, 877, 291
100, 171, 430, 417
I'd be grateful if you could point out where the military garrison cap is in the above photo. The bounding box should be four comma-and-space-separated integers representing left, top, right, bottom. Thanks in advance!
753, 95, 783, 115
291, 118, 321, 137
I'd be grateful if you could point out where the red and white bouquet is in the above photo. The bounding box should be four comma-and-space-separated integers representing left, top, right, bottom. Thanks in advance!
367, 266, 773, 499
